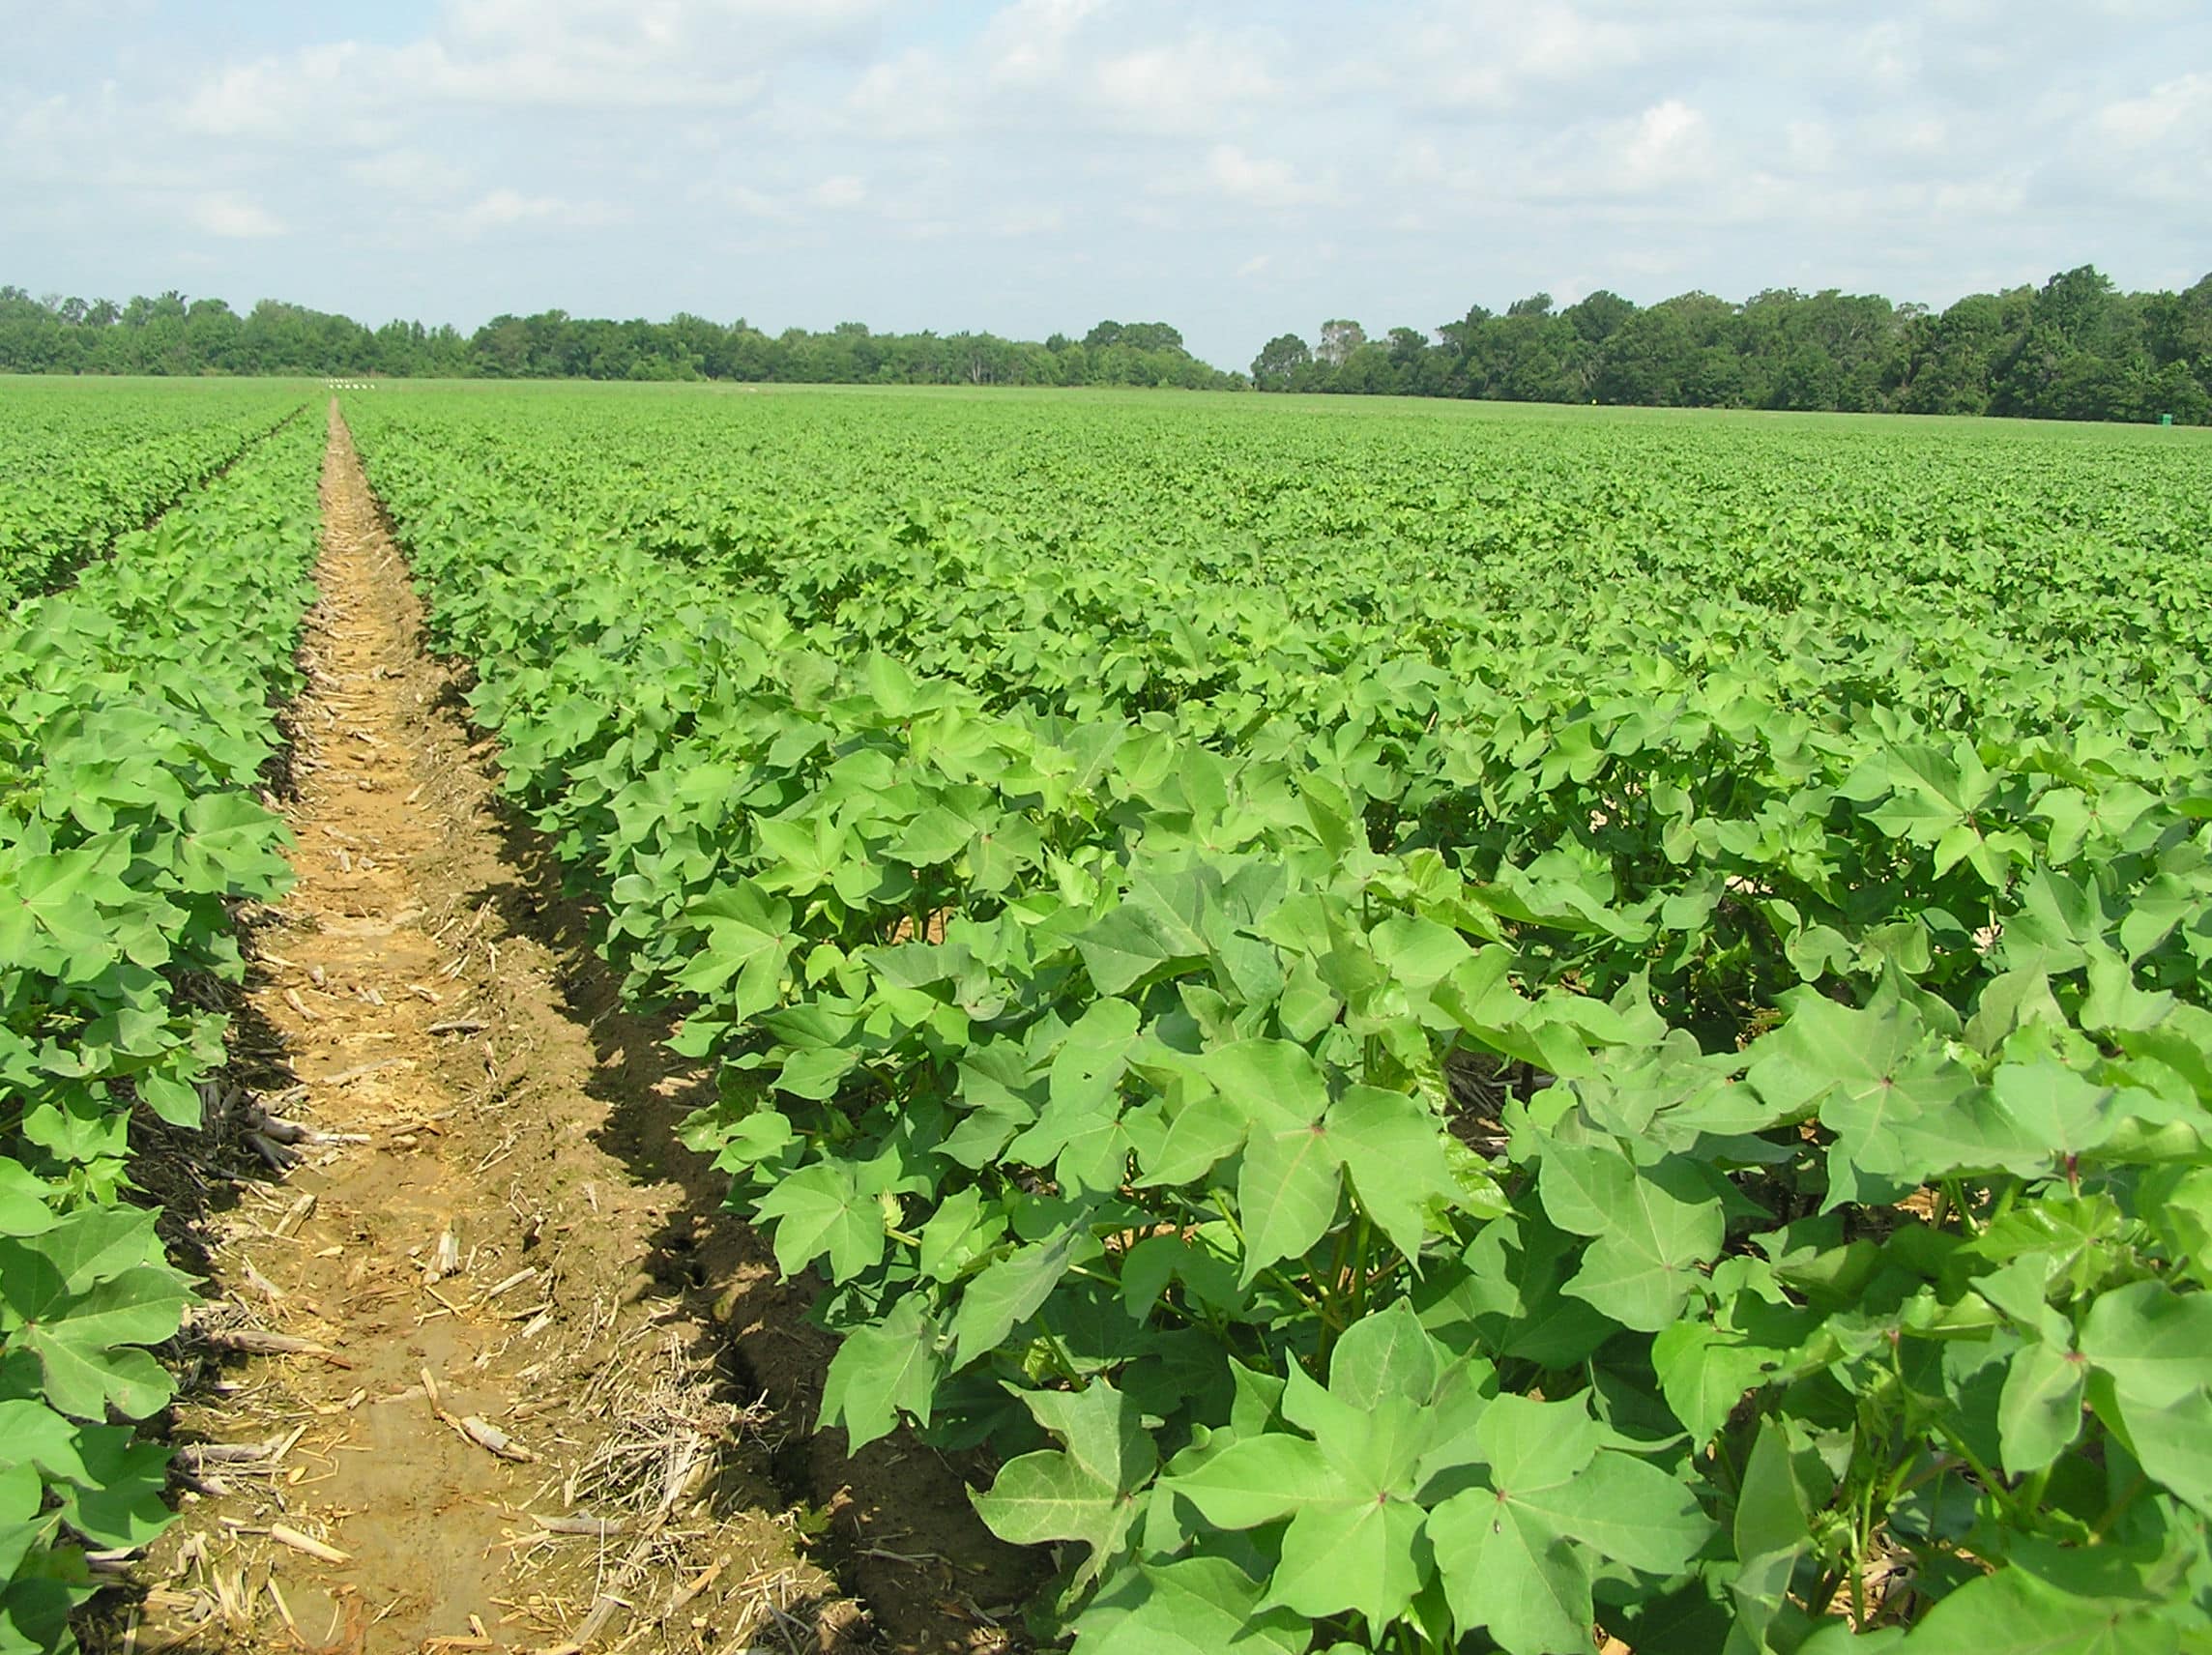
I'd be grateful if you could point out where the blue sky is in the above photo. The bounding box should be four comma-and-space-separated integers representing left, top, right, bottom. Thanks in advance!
3, 0, 2206, 368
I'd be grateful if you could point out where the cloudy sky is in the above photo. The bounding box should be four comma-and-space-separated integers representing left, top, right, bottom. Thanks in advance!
3, 0, 2206, 367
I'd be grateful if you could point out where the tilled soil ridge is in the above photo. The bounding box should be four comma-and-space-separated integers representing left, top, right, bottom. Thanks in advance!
131, 408, 851, 1654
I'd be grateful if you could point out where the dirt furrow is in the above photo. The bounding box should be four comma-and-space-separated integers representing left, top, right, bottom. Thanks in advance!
131, 408, 850, 1654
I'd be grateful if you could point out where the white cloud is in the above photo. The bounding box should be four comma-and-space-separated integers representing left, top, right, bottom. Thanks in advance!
450, 189, 625, 235
811, 173, 867, 209
2098, 73, 2211, 144
985, 0, 1107, 88
1185, 144, 1338, 210
1386, 3, 1644, 112
1620, 100, 1716, 187
1091, 32, 1280, 133
345, 148, 470, 194
188, 193, 285, 239
1237, 252, 1272, 278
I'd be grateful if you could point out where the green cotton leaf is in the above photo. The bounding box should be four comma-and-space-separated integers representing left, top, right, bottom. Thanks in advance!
1653, 1321, 1793, 1445
1069, 1555, 1307, 1655
26, 1205, 166, 1292
52, 1425, 173, 1551
1138, 1089, 1248, 1187
975, 1381, 1157, 1585
1195, 1039, 1331, 1133
1072, 901, 1208, 996
1165, 1432, 1339, 1530
949, 1225, 1100, 1366
918, 1187, 1003, 1283
1987, 1061, 2120, 1161
2077, 1281, 2212, 1409
1732, 1414, 1814, 1567
751, 1161, 886, 1283
886, 804, 975, 866
1996, 1341, 2087, 1476
175, 790, 291, 895
1235, 1117, 1342, 1287
771, 1044, 859, 1101
0, 1162, 57, 1238
7, 1263, 188, 1421
674, 911, 788, 1007
818, 1298, 945, 1450
860, 651, 923, 719
1426, 1391, 1629, 1652
1009, 998, 1142, 1195
1746, 993, 1975, 1207
0, 1400, 90, 1483
1264, 1476, 1428, 1631
2108, 1386, 2212, 1517
1329, 1086, 1462, 1262
1369, 915, 1474, 991
134, 1070, 203, 1129
1900, 1561, 2180, 1654
1325, 1298, 1444, 1412
1540, 1143, 1723, 1332
1170, 1380, 1432, 1630
1531, 1450, 1713, 1576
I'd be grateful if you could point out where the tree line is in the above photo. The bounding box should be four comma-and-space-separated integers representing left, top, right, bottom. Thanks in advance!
5, 266, 2208, 422
1255, 266, 2212, 422
0, 292, 1237, 390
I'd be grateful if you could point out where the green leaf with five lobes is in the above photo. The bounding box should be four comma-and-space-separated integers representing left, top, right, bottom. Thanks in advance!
8, 1264, 188, 1420
1997, 1341, 2087, 1476
1426, 1393, 1620, 1654
751, 1161, 886, 1283
819, 1298, 946, 1450
1540, 1144, 1723, 1332
176, 790, 291, 894
1899, 1564, 2181, 1654
950, 1224, 1102, 1366
1744, 989, 1967, 1135
1069, 1556, 1307, 1655
975, 1382, 1157, 1587
2076, 1281, 2212, 1408
1164, 1401, 1429, 1629
1329, 1086, 1461, 1262
0, 1163, 55, 1237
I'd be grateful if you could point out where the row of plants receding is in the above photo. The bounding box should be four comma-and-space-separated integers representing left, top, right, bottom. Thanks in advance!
0, 410, 319, 1650
0, 385, 308, 602
348, 392, 2212, 1654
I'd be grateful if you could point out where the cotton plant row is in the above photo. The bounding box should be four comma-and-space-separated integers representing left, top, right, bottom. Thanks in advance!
0, 412, 320, 1651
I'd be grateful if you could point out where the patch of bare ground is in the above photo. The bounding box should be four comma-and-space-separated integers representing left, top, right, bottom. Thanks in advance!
102, 407, 937, 1654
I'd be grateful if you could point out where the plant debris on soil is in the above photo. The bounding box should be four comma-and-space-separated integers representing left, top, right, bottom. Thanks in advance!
105, 409, 1033, 1655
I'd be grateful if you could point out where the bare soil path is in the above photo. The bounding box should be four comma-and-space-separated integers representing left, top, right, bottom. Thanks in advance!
128, 409, 859, 1654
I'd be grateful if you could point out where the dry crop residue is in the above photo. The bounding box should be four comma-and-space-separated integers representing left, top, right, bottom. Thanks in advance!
129, 408, 857, 1653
